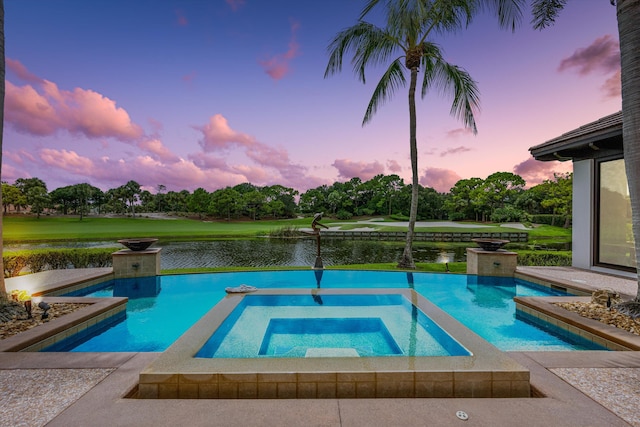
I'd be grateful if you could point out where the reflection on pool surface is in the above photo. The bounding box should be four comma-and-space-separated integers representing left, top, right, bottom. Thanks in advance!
195, 294, 471, 358
55, 270, 604, 352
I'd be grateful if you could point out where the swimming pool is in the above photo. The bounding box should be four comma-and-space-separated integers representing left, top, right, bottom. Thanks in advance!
195, 294, 471, 358
50, 270, 603, 352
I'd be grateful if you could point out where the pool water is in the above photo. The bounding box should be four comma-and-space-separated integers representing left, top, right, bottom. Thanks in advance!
52, 270, 604, 352
195, 294, 471, 358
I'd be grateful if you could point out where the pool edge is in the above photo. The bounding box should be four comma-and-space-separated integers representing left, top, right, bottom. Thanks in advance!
139, 288, 531, 399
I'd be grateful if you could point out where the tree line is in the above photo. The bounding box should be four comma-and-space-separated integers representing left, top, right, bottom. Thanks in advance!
1, 171, 572, 225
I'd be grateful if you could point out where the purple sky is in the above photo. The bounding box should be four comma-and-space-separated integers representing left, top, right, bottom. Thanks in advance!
3, 0, 621, 194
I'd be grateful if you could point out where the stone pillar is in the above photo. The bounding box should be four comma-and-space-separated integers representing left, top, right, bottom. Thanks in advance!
466, 247, 517, 277
112, 248, 161, 279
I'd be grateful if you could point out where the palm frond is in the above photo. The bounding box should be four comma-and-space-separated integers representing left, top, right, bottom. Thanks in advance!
421, 52, 480, 133
325, 22, 400, 84
363, 59, 406, 125
476, 0, 525, 32
531, 0, 567, 30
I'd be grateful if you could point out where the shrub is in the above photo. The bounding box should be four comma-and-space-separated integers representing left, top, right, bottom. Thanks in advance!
3, 248, 115, 277
531, 214, 571, 227
516, 250, 572, 266
336, 210, 353, 220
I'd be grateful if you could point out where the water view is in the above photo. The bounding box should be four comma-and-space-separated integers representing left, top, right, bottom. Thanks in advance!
5, 239, 467, 269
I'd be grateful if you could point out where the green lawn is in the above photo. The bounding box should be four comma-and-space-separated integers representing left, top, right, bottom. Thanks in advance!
2, 215, 571, 245
2, 215, 310, 243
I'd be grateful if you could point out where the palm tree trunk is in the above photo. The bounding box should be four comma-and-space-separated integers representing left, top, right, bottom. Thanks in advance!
0, 0, 7, 303
617, 0, 640, 300
397, 67, 419, 269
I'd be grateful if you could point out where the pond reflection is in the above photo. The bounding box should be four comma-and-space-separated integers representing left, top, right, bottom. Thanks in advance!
4, 238, 467, 269
158, 239, 466, 269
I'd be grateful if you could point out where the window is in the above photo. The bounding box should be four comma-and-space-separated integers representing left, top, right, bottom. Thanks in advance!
597, 158, 636, 270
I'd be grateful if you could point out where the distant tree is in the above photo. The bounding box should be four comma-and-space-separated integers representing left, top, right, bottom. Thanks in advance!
444, 177, 484, 221
187, 188, 210, 218
1, 182, 23, 213
209, 187, 242, 220
539, 172, 573, 227
118, 180, 141, 217
26, 186, 49, 219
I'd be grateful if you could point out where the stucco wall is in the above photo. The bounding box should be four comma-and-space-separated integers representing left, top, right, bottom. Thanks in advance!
572, 159, 593, 269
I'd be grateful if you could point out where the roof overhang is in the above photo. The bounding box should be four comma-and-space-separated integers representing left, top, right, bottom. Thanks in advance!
529, 111, 623, 162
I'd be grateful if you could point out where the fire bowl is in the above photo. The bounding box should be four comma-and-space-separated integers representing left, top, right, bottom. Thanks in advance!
471, 238, 510, 251
118, 238, 158, 251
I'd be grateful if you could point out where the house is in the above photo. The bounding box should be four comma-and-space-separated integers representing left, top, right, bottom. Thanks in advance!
529, 111, 636, 275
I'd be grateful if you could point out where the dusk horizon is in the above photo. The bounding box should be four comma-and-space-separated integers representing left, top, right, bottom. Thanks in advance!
3, 0, 621, 194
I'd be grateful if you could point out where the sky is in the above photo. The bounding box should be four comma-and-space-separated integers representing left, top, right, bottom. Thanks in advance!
2, 0, 622, 194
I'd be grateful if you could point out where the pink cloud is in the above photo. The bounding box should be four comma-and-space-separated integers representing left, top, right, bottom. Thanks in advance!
446, 128, 474, 139
6, 58, 43, 84
513, 157, 573, 187
332, 159, 384, 181
138, 139, 181, 163
5, 64, 144, 142
440, 146, 472, 157
225, 0, 246, 11
420, 167, 461, 193
601, 69, 621, 99
175, 9, 188, 26
558, 35, 620, 76
182, 71, 197, 84
193, 114, 316, 190
39, 148, 95, 174
259, 21, 300, 80
387, 159, 402, 173
197, 114, 254, 151
5, 81, 60, 135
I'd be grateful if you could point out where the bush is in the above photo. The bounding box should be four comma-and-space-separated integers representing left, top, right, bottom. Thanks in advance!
336, 210, 353, 220
531, 214, 571, 227
268, 226, 300, 238
490, 206, 529, 223
516, 250, 572, 266
3, 248, 115, 277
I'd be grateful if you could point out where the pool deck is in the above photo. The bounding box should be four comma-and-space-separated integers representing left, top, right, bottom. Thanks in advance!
2, 267, 640, 426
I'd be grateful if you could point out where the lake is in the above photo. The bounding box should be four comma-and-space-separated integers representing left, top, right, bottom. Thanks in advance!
4, 238, 468, 269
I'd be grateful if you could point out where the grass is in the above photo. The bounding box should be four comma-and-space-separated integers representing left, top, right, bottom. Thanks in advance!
2, 214, 571, 246
2, 215, 311, 243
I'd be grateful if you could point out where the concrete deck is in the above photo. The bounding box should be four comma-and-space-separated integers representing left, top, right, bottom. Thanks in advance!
1, 267, 639, 426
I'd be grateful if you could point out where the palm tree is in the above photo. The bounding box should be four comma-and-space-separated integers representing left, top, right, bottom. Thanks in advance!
0, 0, 6, 303
325, 0, 518, 269
532, 0, 640, 303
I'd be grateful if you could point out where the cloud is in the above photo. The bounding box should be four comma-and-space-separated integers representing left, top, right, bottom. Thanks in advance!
193, 114, 318, 190
558, 35, 620, 76
440, 146, 472, 157
446, 128, 474, 139
420, 167, 461, 193
225, 0, 246, 11
40, 148, 95, 175
258, 21, 300, 80
6, 58, 43, 84
138, 139, 181, 163
182, 71, 197, 84
332, 159, 384, 181
175, 9, 188, 26
601, 69, 621, 99
197, 114, 254, 151
513, 157, 572, 187
387, 159, 402, 173
5, 63, 144, 142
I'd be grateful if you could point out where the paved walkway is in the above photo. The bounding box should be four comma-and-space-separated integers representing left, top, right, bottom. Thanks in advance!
1, 267, 639, 426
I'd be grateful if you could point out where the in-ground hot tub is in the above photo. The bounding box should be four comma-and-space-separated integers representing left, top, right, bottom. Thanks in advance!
139, 288, 530, 399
